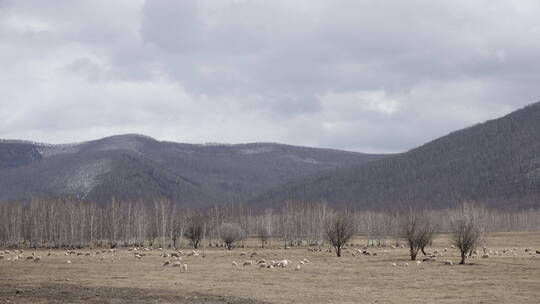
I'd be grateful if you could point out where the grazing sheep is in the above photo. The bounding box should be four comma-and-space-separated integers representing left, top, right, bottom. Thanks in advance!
188, 250, 199, 257
303, 258, 309, 263
163, 260, 170, 267
66, 260, 72, 264
257, 259, 266, 264
231, 261, 238, 267
172, 261, 182, 267
240, 252, 247, 256
403, 263, 409, 267
85, 252, 91, 256
392, 263, 397, 267
416, 261, 422, 266
33, 256, 41, 262
442, 260, 453, 266
481, 254, 490, 258
182, 263, 188, 272
250, 252, 258, 257
243, 260, 253, 266
298, 260, 305, 265
26, 256, 34, 261
274, 259, 291, 267
295, 265, 301, 270
77, 252, 84, 256
259, 263, 268, 268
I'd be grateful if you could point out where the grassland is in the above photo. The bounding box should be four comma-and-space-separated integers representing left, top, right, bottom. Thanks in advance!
1, 232, 539, 303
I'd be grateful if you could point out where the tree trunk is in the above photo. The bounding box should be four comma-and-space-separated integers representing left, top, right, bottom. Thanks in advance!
460, 252, 466, 264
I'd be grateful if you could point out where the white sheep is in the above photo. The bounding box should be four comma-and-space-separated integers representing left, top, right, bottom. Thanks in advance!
163, 260, 170, 267
231, 261, 238, 267
172, 261, 182, 267
295, 265, 301, 270
182, 263, 188, 272
66, 260, 72, 264
442, 260, 453, 266
243, 260, 253, 266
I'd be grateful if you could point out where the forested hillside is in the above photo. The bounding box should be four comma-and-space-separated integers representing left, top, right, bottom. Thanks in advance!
0, 135, 385, 206
254, 102, 540, 210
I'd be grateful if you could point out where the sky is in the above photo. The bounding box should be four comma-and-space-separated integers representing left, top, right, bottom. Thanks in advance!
1, 0, 539, 153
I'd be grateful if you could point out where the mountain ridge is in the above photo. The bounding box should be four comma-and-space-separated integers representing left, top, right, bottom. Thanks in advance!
0, 134, 386, 206
251, 102, 540, 210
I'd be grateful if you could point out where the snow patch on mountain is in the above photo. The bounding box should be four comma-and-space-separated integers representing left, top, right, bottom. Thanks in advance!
59, 159, 111, 198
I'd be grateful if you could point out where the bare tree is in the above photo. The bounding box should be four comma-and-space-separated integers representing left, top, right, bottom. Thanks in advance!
171, 214, 186, 249
399, 208, 435, 261
451, 203, 486, 264
184, 213, 205, 249
219, 222, 244, 250
323, 211, 355, 257
257, 226, 270, 248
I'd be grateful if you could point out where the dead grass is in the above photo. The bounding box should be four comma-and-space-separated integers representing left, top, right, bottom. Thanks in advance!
1, 232, 539, 303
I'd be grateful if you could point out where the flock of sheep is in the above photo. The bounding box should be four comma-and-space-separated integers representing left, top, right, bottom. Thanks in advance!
1, 243, 538, 272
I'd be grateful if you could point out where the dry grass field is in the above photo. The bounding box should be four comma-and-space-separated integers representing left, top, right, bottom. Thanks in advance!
1, 232, 539, 304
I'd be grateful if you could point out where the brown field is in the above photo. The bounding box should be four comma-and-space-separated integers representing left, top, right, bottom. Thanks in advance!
1, 232, 539, 304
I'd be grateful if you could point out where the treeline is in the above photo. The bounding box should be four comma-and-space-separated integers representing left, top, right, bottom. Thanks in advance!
0, 198, 539, 248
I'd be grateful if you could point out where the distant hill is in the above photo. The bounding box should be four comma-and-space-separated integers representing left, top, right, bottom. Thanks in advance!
253, 102, 540, 210
0, 134, 385, 207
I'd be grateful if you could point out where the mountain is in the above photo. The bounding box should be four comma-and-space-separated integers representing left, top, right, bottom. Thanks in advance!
0, 135, 386, 207
253, 102, 540, 211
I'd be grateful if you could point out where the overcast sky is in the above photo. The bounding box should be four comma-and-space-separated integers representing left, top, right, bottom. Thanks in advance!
1, 1, 539, 153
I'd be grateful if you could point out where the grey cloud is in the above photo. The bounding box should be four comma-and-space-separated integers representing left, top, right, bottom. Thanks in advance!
0, 0, 539, 152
